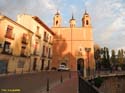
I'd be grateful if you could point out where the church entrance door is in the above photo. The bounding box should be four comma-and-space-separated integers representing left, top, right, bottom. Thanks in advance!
77, 58, 84, 76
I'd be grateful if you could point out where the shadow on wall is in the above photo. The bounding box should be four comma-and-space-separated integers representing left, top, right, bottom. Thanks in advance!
51, 34, 76, 71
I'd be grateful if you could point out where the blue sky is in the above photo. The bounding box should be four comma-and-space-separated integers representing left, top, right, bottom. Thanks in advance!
0, 0, 125, 50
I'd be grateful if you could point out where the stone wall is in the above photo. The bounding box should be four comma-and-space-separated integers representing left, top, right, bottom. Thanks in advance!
99, 76, 125, 93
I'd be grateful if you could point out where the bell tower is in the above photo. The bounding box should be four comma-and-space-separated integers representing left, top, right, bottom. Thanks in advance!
82, 11, 91, 27
69, 14, 76, 28
53, 11, 62, 27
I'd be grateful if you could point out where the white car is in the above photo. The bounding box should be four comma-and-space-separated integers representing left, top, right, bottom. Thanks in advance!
58, 65, 70, 71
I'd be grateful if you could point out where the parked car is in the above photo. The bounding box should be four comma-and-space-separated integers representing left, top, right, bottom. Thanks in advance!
58, 65, 70, 71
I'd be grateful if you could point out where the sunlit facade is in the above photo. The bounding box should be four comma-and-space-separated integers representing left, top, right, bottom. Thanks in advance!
0, 14, 54, 74
17, 14, 54, 71
51, 11, 95, 77
0, 15, 33, 73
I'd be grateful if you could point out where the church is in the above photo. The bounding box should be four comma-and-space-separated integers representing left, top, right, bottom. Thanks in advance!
51, 11, 95, 77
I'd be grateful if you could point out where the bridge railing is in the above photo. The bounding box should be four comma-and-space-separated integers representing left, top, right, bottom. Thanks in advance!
79, 76, 100, 93
95, 71, 125, 78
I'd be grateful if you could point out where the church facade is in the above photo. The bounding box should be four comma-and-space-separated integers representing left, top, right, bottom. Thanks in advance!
51, 11, 95, 77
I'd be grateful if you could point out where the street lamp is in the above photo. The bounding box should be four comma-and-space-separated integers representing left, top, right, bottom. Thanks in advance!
85, 48, 91, 77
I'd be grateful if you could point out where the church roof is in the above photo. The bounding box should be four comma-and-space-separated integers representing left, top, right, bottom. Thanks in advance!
70, 13, 75, 21
55, 10, 60, 15
84, 10, 89, 15
71, 14, 75, 20
32, 16, 55, 35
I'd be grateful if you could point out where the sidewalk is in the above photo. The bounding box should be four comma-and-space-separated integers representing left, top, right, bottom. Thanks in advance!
47, 76, 78, 93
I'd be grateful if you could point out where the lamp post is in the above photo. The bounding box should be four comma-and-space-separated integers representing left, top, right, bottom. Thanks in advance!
85, 48, 91, 77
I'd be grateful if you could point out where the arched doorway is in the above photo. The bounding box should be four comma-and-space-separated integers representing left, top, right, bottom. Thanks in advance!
77, 58, 84, 76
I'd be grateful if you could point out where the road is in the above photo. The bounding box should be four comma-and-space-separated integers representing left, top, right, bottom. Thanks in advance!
0, 71, 77, 93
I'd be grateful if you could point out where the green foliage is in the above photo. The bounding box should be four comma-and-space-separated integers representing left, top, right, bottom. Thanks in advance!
101, 47, 111, 69
94, 76, 104, 88
94, 46, 125, 70
117, 49, 124, 65
111, 49, 116, 64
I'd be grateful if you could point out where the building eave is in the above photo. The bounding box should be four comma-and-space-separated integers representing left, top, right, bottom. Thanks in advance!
0, 15, 34, 34
32, 16, 55, 35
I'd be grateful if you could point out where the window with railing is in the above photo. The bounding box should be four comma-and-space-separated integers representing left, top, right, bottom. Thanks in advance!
49, 36, 53, 45
5, 25, 14, 40
33, 42, 39, 55
43, 32, 47, 41
43, 32, 49, 42
35, 26, 41, 38
46, 34, 49, 42
48, 48, 52, 58
41, 59, 44, 70
22, 33, 28, 44
46, 60, 50, 70
2, 41, 12, 54
42, 45, 45, 57
20, 46, 26, 57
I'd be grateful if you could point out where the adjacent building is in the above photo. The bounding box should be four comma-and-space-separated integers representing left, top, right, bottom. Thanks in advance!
0, 15, 33, 73
0, 14, 54, 74
17, 14, 54, 71
51, 11, 95, 77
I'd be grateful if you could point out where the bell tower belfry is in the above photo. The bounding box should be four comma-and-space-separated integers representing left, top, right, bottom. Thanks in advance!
82, 11, 91, 27
53, 11, 62, 27
69, 14, 76, 28
51, 10, 95, 76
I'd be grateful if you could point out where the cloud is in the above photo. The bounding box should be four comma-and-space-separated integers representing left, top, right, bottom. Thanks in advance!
84, 0, 125, 49
0, 0, 61, 25
0, 0, 125, 50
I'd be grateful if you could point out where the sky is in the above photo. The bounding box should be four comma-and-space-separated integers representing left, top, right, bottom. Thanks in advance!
0, 0, 125, 51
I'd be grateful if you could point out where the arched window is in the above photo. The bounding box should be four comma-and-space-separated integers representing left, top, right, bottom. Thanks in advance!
86, 20, 89, 25
56, 21, 58, 25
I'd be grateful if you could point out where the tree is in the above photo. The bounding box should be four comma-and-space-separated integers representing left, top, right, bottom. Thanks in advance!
106, 48, 110, 68
102, 47, 107, 68
94, 44, 101, 70
94, 49, 101, 70
101, 47, 110, 70
117, 49, 124, 65
110, 49, 116, 66
121, 49, 124, 64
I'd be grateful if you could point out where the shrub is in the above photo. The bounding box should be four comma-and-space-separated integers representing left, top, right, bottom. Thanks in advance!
94, 76, 104, 88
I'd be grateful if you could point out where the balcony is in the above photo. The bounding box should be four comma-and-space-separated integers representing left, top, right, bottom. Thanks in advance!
35, 33, 41, 39
42, 53, 46, 57
5, 34, 14, 40
43, 38, 48, 42
33, 51, 40, 56
49, 42, 53, 45
2, 48, 12, 55
48, 52, 52, 59
21, 38, 28, 44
